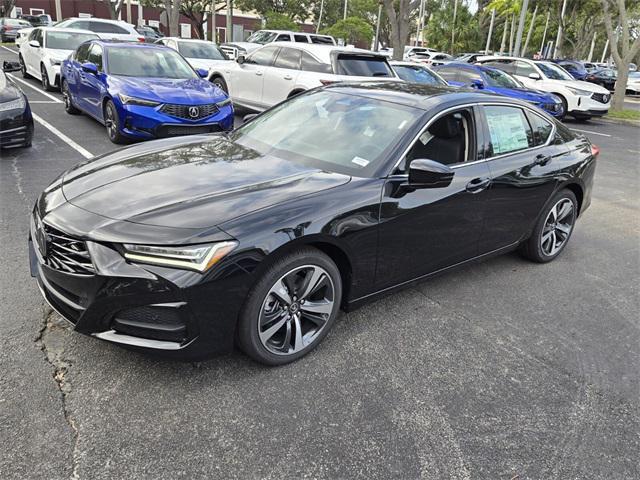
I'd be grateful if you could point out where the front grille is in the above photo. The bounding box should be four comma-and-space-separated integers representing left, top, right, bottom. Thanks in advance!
160, 103, 219, 121
156, 124, 221, 138
591, 92, 610, 104
42, 224, 95, 275
220, 45, 239, 59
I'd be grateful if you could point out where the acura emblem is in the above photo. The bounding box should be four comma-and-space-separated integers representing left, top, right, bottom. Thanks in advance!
188, 106, 200, 118
603, 94, 610, 102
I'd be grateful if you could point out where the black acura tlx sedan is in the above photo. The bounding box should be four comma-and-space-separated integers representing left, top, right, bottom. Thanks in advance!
29, 82, 598, 365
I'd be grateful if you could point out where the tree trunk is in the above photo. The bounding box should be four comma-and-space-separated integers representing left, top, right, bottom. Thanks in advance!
163, 0, 183, 37
383, 0, 418, 61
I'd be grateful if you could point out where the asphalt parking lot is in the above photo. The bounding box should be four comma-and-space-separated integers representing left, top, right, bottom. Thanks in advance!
1, 44, 639, 479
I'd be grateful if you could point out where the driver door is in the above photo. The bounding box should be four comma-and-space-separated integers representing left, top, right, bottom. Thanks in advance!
375, 106, 492, 287
230, 45, 280, 109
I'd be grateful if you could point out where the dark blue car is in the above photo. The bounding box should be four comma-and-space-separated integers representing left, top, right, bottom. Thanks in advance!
552, 60, 588, 81
434, 63, 564, 118
61, 41, 234, 144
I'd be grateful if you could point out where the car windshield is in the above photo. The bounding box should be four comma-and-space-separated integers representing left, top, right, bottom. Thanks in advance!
232, 90, 421, 177
483, 67, 522, 88
393, 65, 446, 85
46, 31, 97, 50
246, 31, 278, 44
107, 47, 197, 78
178, 41, 227, 60
536, 62, 574, 80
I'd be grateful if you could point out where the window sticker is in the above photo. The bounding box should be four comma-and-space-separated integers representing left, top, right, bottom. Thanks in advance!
419, 131, 434, 145
351, 156, 370, 167
486, 109, 529, 154
363, 127, 375, 137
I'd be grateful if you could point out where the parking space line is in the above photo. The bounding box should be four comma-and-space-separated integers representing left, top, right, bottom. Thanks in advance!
28, 100, 60, 104
1, 45, 17, 54
570, 128, 612, 137
7, 74, 63, 103
32, 112, 94, 159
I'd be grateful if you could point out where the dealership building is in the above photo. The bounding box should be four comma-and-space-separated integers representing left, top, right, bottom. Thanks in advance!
7, 0, 314, 42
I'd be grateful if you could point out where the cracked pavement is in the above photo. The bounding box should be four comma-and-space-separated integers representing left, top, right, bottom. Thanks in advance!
1, 44, 639, 479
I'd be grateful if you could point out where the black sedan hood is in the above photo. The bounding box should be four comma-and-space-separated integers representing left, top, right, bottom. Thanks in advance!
61, 135, 351, 229
0, 73, 21, 103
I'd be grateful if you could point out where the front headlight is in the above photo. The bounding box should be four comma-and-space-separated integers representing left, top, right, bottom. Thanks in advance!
567, 87, 592, 96
0, 96, 26, 112
216, 97, 232, 108
122, 241, 238, 272
49, 58, 61, 66
118, 93, 161, 107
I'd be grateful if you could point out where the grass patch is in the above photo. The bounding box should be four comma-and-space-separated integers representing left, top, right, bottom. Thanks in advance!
606, 109, 640, 121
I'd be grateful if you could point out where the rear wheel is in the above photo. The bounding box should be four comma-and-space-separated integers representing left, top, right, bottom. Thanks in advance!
61, 79, 80, 114
237, 248, 342, 365
519, 189, 578, 263
211, 76, 228, 94
19, 55, 29, 79
104, 100, 127, 144
40, 64, 54, 91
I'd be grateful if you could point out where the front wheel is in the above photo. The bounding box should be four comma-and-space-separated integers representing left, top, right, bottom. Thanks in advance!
104, 99, 127, 144
19, 55, 29, 79
40, 64, 54, 91
554, 94, 568, 121
211, 76, 228, 94
519, 189, 578, 263
61, 80, 79, 114
237, 248, 342, 365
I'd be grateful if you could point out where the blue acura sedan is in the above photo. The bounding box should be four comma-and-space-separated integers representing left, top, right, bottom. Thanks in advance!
434, 63, 564, 118
61, 41, 234, 143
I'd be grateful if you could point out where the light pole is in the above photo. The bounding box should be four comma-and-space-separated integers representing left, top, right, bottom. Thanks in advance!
374, 0, 383, 51
485, 8, 495, 54
587, 32, 596, 62
553, 0, 567, 59
316, 0, 324, 34
54, 0, 62, 22
513, 0, 529, 57
343, 0, 348, 20
539, 11, 549, 57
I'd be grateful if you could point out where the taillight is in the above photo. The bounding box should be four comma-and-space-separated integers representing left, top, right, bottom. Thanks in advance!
5, 25, 13, 30
591, 143, 600, 157
138, 37, 145, 42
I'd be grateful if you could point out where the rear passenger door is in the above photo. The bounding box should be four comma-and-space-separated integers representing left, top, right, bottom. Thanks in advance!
80, 43, 105, 119
478, 104, 569, 253
261, 46, 302, 106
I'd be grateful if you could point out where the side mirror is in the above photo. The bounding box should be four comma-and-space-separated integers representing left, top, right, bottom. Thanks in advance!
408, 159, 454, 188
242, 113, 258, 123
236, 55, 245, 65
2, 60, 21, 73
471, 79, 484, 89
196, 68, 208, 78
81, 62, 98, 75
28, 40, 40, 48
528, 72, 541, 80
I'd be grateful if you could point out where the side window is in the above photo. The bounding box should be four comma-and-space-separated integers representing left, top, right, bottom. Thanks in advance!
36, 29, 44, 45
90, 21, 128, 34
401, 108, 476, 171
247, 46, 279, 66
75, 43, 91, 63
300, 51, 332, 73
69, 20, 90, 30
276, 34, 291, 42
294, 34, 309, 43
485, 60, 515, 74
28, 29, 39, 41
484, 105, 533, 156
457, 69, 482, 84
168, 40, 178, 50
87, 44, 103, 71
436, 69, 458, 82
515, 60, 536, 77
526, 111, 554, 146
273, 47, 301, 70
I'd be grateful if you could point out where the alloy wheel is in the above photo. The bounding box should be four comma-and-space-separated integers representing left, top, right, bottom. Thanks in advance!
105, 104, 117, 140
62, 83, 70, 109
41, 66, 49, 90
258, 265, 335, 356
541, 198, 575, 256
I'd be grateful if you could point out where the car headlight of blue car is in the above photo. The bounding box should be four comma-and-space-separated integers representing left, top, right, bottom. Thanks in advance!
118, 93, 161, 107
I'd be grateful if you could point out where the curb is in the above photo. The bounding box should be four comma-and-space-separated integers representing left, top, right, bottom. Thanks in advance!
598, 117, 640, 127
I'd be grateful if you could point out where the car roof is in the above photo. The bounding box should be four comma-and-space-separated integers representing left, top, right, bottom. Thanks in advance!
91, 39, 167, 49
162, 37, 219, 44
322, 81, 526, 111
36, 27, 97, 34
268, 42, 386, 63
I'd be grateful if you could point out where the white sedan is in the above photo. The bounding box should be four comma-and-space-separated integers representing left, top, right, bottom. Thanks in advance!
19, 27, 98, 91
207, 42, 399, 112
626, 72, 640, 95
155, 37, 232, 72
477, 56, 612, 120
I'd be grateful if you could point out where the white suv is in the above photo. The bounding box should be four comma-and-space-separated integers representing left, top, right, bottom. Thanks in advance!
221, 30, 336, 59
477, 56, 611, 119
19, 27, 98, 91
208, 43, 398, 111
53, 17, 143, 42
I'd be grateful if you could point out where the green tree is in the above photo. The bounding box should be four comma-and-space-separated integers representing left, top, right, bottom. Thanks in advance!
263, 11, 299, 31
235, 0, 313, 22
325, 17, 374, 46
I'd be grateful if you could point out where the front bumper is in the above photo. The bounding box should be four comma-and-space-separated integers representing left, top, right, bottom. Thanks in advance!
117, 102, 235, 140
29, 208, 253, 360
0, 102, 33, 148
568, 92, 610, 116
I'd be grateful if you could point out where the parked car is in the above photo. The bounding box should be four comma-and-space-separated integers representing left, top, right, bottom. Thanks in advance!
61, 41, 233, 143
136, 25, 163, 42
54, 17, 144, 42
435, 63, 565, 118
0, 18, 32, 42
208, 42, 399, 111
19, 27, 99, 91
19, 14, 52, 27
390, 61, 447, 86
221, 30, 336, 59
552, 60, 588, 80
29, 82, 598, 364
403, 46, 438, 59
14, 28, 33, 47
409, 51, 453, 67
453, 52, 484, 63
477, 56, 611, 120
626, 71, 640, 94
585, 68, 617, 91
0, 61, 33, 148
156, 37, 230, 71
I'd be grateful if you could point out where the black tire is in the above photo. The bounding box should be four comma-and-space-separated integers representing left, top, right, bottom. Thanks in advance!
237, 248, 343, 366
40, 64, 54, 91
19, 55, 29, 79
211, 76, 228, 94
288, 89, 305, 99
519, 189, 578, 263
61, 79, 80, 114
554, 94, 568, 121
103, 99, 127, 144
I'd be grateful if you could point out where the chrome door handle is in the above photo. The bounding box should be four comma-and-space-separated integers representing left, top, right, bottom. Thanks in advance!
255, 71, 263, 76
466, 177, 491, 193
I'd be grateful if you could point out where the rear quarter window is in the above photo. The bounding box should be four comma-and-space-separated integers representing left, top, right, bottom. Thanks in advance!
335, 55, 393, 77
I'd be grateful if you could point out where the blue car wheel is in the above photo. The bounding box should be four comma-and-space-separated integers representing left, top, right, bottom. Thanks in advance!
104, 99, 128, 145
